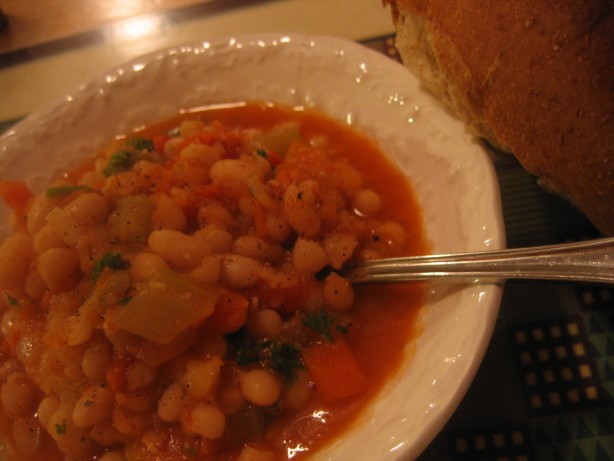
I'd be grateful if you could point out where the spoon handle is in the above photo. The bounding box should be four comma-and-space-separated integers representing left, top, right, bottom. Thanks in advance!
346, 237, 614, 284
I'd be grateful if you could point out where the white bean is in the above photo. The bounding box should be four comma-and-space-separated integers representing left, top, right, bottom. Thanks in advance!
47, 407, 91, 458
150, 193, 187, 231
148, 229, 211, 268
233, 235, 283, 262
32, 223, 64, 254
164, 137, 185, 157
36, 247, 79, 291
246, 309, 283, 340
183, 404, 226, 440
197, 202, 235, 228
188, 255, 222, 285
210, 159, 262, 189
179, 119, 204, 137
129, 252, 169, 282
323, 273, 354, 311
221, 255, 262, 288
99, 451, 126, 461
265, 213, 292, 242
65, 192, 110, 226
12, 415, 42, 456
237, 445, 277, 461
72, 384, 114, 428
157, 383, 186, 423
37, 395, 60, 428
194, 225, 234, 253
353, 189, 382, 217
125, 362, 157, 391
282, 370, 312, 411
322, 232, 358, 270
181, 357, 223, 399
0, 372, 37, 416
180, 142, 221, 167
27, 191, 58, 235
240, 369, 281, 406
284, 181, 321, 238
292, 238, 328, 273
81, 340, 112, 381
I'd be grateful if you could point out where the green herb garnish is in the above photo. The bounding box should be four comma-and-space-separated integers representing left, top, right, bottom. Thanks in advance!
102, 136, 155, 177
126, 136, 154, 152
336, 323, 350, 335
268, 341, 304, 383
103, 150, 133, 177
256, 148, 268, 158
228, 330, 261, 366
228, 329, 304, 384
55, 422, 67, 435
302, 309, 339, 342
91, 253, 130, 282
45, 184, 92, 197
183, 445, 198, 457
3, 292, 18, 307
117, 296, 132, 306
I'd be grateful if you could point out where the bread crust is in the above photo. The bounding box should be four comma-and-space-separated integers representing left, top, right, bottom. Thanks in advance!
385, 0, 614, 235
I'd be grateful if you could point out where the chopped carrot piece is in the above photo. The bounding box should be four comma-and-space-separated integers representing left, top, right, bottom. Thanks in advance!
0, 180, 33, 228
252, 200, 269, 239
105, 360, 128, 393
207, 290, 249, 334
153, 134, 170, 154
302, 339, 368, 402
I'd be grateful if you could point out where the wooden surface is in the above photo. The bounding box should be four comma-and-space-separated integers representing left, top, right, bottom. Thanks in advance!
0, 0, 210, 54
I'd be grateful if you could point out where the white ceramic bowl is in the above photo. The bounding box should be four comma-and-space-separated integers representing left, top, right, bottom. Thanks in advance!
0, 33, 505, 460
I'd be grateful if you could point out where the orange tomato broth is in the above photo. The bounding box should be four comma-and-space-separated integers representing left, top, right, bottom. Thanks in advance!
0, 102, 427, 460
137, 101, 428, 447
129, 103, 428, 459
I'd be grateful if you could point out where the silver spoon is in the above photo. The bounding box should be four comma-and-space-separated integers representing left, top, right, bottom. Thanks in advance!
345, 237, 614, 284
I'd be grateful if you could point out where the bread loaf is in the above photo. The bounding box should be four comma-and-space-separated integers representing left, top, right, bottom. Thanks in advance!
384, 0, 613, 235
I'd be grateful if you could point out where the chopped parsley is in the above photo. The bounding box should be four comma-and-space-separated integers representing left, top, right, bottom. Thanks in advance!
91, 253, 130, 282
182, 445, 198, 457
228, 329, 304, 384
45, 184, 92, 197
302, 309, 339, 342
125, 136, 154, 152
256, 148, 268, 158
336, 323, 350, 335
267, 341, 304, 383
55, 422, 67, 435
117, 296, 132, 306
102, 136, 155, 177
228, 331, 260, 366
103, 150, 133, 177
3, 292, 18, 307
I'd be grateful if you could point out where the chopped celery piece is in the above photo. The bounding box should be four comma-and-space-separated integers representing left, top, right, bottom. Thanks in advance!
259, 122, 300, 156
116, 269, 222, 344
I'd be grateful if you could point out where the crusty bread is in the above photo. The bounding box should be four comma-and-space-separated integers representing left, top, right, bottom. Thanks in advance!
384, 0, 614, 235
